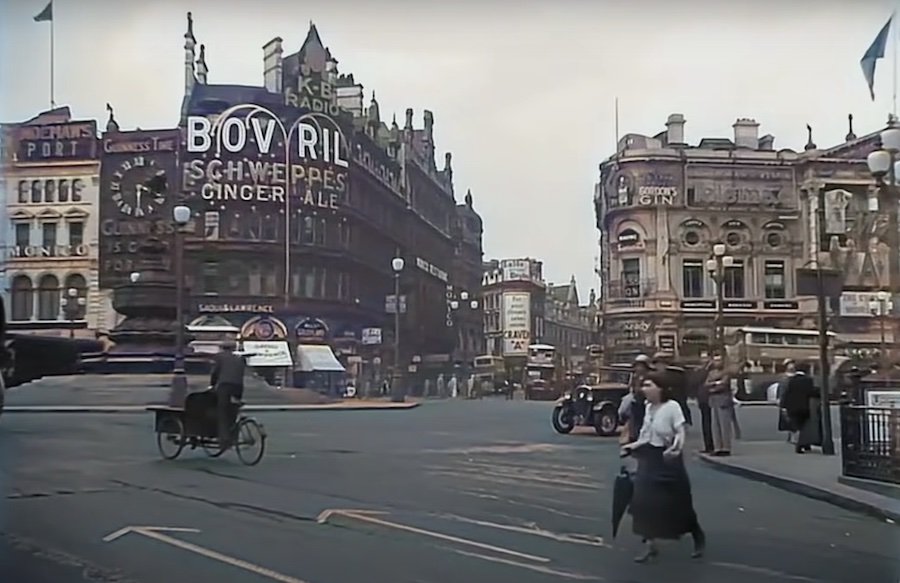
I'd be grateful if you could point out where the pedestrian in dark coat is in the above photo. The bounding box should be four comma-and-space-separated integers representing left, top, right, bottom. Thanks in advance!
781, 364, 817, 454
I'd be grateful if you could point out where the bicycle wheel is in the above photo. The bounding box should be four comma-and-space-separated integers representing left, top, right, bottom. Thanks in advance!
235, 418, 266, 466
156, 416, 185, 460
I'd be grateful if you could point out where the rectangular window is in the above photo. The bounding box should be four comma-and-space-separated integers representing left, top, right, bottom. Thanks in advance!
202, 261, 219, 294
621, 258, 641, 297
41, 222, 57, 249
15, 223, 30, 248
723, 259, 745, 298
682, 259, 704, 298
314, 217, 327, 246
301, 216, 315, 245
68, 221, 84, 247
764, 260, 786, 299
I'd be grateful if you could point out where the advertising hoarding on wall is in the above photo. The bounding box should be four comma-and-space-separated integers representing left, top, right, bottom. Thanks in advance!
501, 259, 531, 282
502, 292, 531, 356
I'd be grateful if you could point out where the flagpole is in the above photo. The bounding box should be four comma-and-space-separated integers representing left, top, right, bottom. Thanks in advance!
893, 9, 897, 118
50, 7, 55, 108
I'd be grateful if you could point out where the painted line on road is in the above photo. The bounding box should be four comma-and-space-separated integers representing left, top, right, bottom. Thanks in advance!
427, 469, 596, 493
316, 508, 550, 564
447, 548, 603, 581
439, 514, 609, 548
103, 526, 312, 583
456, 489, 595, 521
456, 461, 599, 488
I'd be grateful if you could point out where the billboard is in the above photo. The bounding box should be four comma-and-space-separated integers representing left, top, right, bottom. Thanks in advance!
502, 292, 531, 356
181, 73, 352, 247
13, 120, 97, 164
501, 259, 531, 282
98, 129, 179, 288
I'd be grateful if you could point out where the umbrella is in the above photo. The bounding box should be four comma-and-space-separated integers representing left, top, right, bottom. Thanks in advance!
611, 465, 633, 539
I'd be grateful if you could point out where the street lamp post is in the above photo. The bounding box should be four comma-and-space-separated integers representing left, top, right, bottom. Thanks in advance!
870, 290, 891, 368
391, 256, 405, 403
449, 289, 480, 377
62, 287, 86, 339
705, 243, 734, 354
867, 125, 900, 373
169, 204, 192, 407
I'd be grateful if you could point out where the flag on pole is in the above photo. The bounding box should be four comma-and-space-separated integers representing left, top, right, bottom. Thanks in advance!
861, 16, 893, 100
33, 1, 52, 22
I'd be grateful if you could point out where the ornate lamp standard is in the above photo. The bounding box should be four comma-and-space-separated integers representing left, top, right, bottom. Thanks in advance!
705, 243, 734, 354
869, 290, 892, 369
62, 287, 86, 339
390, 256, 405, 403
866, 126, 900, 373
449, 289, 480, 377
169, 204, 192, 406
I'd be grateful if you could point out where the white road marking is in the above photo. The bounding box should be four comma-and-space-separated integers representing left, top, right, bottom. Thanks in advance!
316, 508, 550, 564
449, 548, 604, 581
440, 514, 609, 548
103, 526, 312, 583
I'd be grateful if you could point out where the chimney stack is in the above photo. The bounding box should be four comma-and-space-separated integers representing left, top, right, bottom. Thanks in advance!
665, 113, 686, 145
733, 118, 760, 149
262, 37, 284, 93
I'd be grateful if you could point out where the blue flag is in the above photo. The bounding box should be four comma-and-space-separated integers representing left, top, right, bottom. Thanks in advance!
33, 1, 52, 22
861, 16, 893, 100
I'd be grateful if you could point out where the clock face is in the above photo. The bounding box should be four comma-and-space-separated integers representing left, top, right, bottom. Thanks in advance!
109, 155, 167, 217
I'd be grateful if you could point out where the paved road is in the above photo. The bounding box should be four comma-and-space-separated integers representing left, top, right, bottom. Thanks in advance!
1, 399, 897, 583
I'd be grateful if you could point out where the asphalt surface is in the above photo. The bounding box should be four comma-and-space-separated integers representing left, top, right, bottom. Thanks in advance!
1, 398, 897, 583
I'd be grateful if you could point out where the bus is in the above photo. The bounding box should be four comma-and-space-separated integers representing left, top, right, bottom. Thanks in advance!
726, 326, 846, 400
473, 355, 507, 393
525, 344, 560, 399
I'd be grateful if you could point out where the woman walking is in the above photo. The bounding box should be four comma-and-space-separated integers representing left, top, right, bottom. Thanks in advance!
621, 372, 706, 563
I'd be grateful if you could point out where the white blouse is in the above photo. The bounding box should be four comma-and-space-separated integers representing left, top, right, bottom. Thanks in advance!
637, 400, 686, 448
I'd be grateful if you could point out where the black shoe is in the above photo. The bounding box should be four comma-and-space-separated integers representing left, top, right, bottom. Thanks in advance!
634, 546, 658, 563
691, 534, 706, 558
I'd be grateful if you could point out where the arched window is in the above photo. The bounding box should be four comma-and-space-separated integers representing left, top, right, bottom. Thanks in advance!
63, 273, 88, 319
37, 274, 60, 320
11, 275, 34, 321
31, 180, 42, 203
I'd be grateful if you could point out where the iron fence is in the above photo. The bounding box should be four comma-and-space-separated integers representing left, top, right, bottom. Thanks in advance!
840, 405, 900, 485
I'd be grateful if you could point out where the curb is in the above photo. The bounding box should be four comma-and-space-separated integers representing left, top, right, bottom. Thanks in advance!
2, 403, 420, 414
697, 453, 900, 523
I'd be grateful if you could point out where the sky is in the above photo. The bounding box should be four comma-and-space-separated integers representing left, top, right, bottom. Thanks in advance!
1, 0, 899, 301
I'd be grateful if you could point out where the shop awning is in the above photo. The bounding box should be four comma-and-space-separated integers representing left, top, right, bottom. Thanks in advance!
296, 344, 345, 372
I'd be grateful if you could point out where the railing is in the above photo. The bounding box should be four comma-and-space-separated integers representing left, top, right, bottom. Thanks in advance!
605, 279, 657, 300
840, 405, 900, 485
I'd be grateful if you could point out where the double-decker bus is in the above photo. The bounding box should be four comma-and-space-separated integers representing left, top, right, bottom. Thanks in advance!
525, 343, 560, 399
726, 326, 846, 400
473, 355, 507, 393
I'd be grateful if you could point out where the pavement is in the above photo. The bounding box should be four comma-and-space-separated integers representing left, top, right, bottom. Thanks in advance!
1, 395, 898, 583
2, 374, 419, 412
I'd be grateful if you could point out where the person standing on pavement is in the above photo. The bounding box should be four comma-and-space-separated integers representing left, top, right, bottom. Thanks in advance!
781, 363, 817, 454
621, 373, 706, 563
704, 355, 734, 456
619, 354, 651, 443
209, 339, 246, 447
436, 373, 446, 399
776, 359, 798, 443
652, 352, 692, 426
694, 357, 716, 454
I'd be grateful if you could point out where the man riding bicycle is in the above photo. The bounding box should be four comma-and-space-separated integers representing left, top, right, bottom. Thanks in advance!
209, 339, 246, 446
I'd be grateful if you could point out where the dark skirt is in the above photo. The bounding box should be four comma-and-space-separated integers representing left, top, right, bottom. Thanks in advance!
629, 445, 699, 540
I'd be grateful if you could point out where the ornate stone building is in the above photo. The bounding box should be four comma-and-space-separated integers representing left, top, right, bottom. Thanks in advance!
595, 114, 805, 364
596, 112, 900, 366
95, 16, 485, 380
543, 276, 596, 371
2, 107, 105, 337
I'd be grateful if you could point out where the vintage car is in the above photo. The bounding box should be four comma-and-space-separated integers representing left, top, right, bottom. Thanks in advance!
551, 365, 631, 436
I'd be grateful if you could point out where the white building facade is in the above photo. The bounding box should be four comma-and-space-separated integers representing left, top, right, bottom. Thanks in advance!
2, 107, 106, 337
